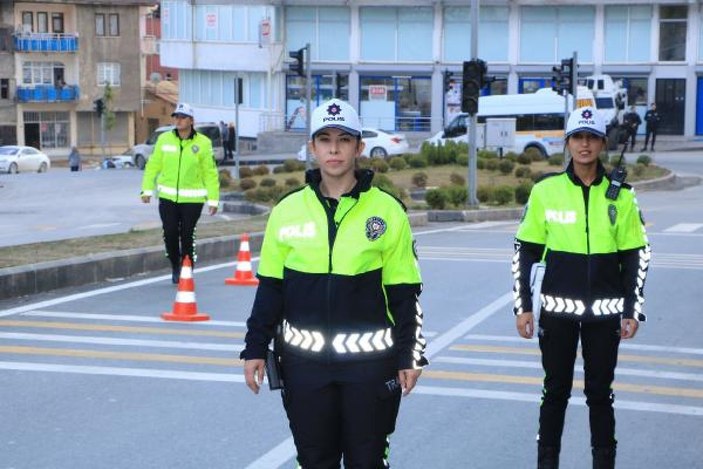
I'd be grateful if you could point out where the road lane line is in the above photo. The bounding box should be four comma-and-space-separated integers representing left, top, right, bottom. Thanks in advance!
0, 345, 241, 366
0, 320, 244, 338
463, 334, 703, 355
22, 310, 246, 327
450, 344, 703, 367
243, 437, 297, 469
434, 356, 703, 382
663, 223, 703, 233
0, 361, 244, 382
413, 385, 703, 416
0, 332, 242, 352
423, 370, 703, 399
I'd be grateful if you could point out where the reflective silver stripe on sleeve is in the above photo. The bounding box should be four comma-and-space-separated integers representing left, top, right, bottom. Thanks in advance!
157, 185, 208, 198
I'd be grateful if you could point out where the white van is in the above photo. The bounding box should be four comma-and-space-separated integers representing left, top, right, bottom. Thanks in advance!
133, 122, 225, 170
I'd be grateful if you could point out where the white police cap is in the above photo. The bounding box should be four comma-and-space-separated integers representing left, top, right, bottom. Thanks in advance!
565, 106, 606, 139
310, 99, 362, 138
171, 102, 194, 118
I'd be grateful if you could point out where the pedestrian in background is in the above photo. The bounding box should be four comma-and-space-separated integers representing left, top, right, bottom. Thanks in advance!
68, 146, 81, 172
140, 103, 220, 284
226, 122, 236, 160
512, 106, 650, 469
622, 105, 641, 152
219, 120, 228, 152
641, 103, 660, 152
241, 99, 428, 468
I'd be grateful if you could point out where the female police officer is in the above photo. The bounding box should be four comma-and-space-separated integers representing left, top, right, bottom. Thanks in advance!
241, 99, 428, 468
140, 103, 220, 283
512, 107, 650, 469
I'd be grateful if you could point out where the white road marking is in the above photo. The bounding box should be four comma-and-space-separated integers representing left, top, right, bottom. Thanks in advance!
663, 223, 703, 233
463, 334, 703, 355
0, 332, 242, 352
243, 437, 297, 469
77, 223, 122, 230
434, 356, 703, 382
21, 310, 246, 327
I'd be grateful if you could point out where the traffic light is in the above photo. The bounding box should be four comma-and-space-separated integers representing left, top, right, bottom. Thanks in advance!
560, 58, 577, 96
443, 70, 454, 93
93, 98, 104, 117
289, 48, 305, 77
551, 64, 563, 93
461, 59, 486, 115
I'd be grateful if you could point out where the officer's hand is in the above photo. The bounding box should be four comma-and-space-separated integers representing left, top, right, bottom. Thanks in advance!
141, 195, 151, 204
244, 359, 266, 394
208, 205, 218, 216
621, 318, 639, 340
398, 368, 422, 396
516, 312, 534, 339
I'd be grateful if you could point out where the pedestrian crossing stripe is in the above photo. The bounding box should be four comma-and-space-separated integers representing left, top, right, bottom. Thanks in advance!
664, 223, 703, 233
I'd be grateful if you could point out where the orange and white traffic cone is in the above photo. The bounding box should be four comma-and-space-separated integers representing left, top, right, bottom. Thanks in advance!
162, 256, 210, 322
225, 233, 259, 286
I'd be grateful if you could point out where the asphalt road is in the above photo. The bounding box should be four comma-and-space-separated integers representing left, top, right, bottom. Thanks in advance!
1, 169, 702, 468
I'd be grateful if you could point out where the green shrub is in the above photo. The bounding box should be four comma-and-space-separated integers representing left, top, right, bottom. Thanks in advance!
218, 169, 234, 188
357, 158, 372, 169
504, 152, 518, 162
269, 185, 287, 202
498, 159, 515, 175
253, 164, 270, 176
425, 188, 448, 209
283, 159, 306, 172
239, 178, 257, 191
610, 154, 626, 166
411, 171, 428, 188
259, 177, 276, 187
244, 187, 273, 203
636, 155, 652, 166
514, 166, 532, 179
449, 172, 465, 186
388, 156, 407, 171
373, 174, 403, 199
370, 158, 389, 173
446, 185, 468, 207
478, 149, 498, 159
515, 182, 534, 205
525, 147, 544, 162
530, 170, 546, 182
477, 185, 492, 203
476, 158, 485, 170
548, 154, 564, 166
239, 166, 253, 178
285, 177, 302, 188
272, 166, 286, 174
491, 185, 514, 205
484, 159, 498, 171
456, 153, 468, 166
632, 163, 646, 177
516, 153, 532, 165
408, 154, 428, 168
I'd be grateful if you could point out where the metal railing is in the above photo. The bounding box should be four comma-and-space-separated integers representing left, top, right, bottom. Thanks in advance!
17, 85, 80, 102
13, 33, 79, 52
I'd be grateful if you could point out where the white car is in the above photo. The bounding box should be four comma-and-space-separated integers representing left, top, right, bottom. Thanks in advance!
101, 149, 136, 169
0, 145, 51, 174
297, 127, 410, 161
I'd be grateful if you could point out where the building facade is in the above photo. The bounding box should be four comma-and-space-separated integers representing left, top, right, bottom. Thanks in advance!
160, 0, 703, 140
0, 0, 153, 156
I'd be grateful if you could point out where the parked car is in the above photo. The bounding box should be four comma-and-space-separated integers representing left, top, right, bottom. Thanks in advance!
297, 127, 410, 161
101, 149, 136, 169
132, 122, 225, 170
0, 145, 51, 174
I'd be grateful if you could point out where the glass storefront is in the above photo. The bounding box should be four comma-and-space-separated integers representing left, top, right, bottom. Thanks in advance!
285, 74, 348, 131
23, 111, 69, 149
359, 75, 430, 131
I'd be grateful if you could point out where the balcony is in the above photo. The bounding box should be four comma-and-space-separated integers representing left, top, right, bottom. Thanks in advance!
17, 85, 80, 103
13, 33, 79, 53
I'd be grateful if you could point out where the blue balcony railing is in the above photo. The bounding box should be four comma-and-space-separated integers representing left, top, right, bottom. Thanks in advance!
13, 33, 79, 52
17, 85, 80, 102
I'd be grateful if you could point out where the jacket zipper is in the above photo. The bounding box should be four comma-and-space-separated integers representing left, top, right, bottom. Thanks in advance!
175, 139, 183, 203
582, 184, 592, 299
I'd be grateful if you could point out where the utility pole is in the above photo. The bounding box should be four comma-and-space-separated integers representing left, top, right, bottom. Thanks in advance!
234, 72, 240, 179
304, 43, 312, 169
467, 0, 479, 207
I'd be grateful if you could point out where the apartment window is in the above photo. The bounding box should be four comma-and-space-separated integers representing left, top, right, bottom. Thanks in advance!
37, 12, 48, 33
1, 79, 9, 99
659, 5, 687, 61
22, 61, 64, 86
52, 13, 64, 33
604, 6, 652, 63
98, 62, 121, 86
96, 14, 105, 36
22, 11, 33, 32
109, 14, 120, 36
286, 7, 350, 61
359, 7, 433, 62
0, 27, 12, 51
520, 6, 595, 63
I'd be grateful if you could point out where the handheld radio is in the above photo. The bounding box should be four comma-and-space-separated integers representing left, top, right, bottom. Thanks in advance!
605, 144, 627, 200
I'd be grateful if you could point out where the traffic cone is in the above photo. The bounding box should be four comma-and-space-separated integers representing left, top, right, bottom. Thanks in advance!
162, 256, 210, 322
225, 233, 259, 286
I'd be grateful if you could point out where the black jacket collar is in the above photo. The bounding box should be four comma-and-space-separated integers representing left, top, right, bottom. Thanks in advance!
565, 159, 606, 187
305, 168, 374, 199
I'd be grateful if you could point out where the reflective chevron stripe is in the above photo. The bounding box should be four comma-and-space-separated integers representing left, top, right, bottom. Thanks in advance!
633, 245, 651, 322
511, 249, 523, 314
282, 320, 393, 354
542, 294, 624, 316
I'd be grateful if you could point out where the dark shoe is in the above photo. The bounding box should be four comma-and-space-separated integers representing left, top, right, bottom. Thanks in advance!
171, 266, 181, 284
538, 445, 560, 469
592, 447, 616, 469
